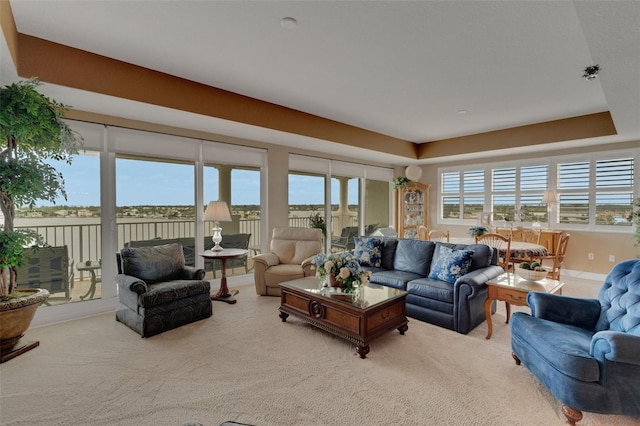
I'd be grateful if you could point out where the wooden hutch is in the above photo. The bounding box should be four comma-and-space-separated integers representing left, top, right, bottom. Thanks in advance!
395, 181, 430, 239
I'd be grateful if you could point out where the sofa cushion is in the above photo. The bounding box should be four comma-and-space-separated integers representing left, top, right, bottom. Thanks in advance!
439, 243, 494, 270
138, 279, 211, 308
407, 278, 455, 303
428, 245, 473, 284
264, 264, 306, 287
270, 227, 322, 264
393, 239, 435, 276
380, 238, 399, 270
369, 269, 424, 290
120, 243, 186, 284
354, 237, 383, 267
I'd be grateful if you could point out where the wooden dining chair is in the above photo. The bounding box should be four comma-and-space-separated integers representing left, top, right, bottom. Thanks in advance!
510, 228, 542, 268
520, 228, 541, 244
535, 233, 570, 280
475, 233, 512, 272
417, 225, 429, 241
428, 229, 450, 242
475, 232, 514, 321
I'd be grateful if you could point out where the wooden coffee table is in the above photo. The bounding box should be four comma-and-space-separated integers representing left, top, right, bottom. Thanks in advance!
279, 277, 408, 359
484, 272, 564, 339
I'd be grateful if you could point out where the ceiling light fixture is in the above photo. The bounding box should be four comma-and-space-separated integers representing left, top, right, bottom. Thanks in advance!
281, 17, 298, 29
582, 64, 600, 80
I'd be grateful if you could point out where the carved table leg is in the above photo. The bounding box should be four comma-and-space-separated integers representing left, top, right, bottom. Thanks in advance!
505, 302, 511, 323
562, 406, 583, 425
398, 324, 408, 335
356, 345, 370, 359
279, 311, 289, 322
211, 258, 238, 304
484, 296, 494, 339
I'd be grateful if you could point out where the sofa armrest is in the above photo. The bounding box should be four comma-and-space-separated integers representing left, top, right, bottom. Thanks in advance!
115, 273, 147, 294
591, 331, 640, 365
457, 265, 504, 287
528, 292, 601, 330
253, 252, 280, 267
179, 266, 206, 280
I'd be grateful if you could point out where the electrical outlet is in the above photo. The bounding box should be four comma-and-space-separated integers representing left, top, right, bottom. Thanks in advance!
588, 253, 594, 260
609, 255, 615, 262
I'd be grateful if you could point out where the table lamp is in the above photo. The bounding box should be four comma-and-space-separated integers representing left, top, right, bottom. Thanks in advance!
203, 201, 232, 251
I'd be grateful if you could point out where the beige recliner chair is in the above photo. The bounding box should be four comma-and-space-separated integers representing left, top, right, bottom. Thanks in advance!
254, 227, 323, 296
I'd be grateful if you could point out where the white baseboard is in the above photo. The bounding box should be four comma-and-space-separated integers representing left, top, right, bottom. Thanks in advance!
562, 268, 607, 283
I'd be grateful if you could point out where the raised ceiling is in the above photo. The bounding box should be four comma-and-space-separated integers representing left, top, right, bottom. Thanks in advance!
2, 1, 640, 165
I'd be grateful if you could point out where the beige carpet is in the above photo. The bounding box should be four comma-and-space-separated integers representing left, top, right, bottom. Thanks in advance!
1, 277, 639, 426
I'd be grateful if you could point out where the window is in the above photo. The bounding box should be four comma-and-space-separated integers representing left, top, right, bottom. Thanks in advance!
288, 172, 326, 231
288, 155, 393, 251
16, 152, 101, 306
116, 156, 195, 246
439, 151, 636, 232
364, 178, 390, 235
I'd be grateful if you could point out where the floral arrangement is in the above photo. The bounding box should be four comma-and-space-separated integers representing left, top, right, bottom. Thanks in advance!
308, 212, 327, 238
467, 226, 489, 238
393, 176, 411, 190
313, 251, 370, 292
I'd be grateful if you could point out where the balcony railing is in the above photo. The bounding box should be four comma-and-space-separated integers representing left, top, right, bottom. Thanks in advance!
15, 214, 365, 306
16, 214, 359, 269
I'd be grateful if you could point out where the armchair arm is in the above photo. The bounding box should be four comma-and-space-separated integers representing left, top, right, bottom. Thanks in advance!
301, 255, 316, 269
528, 292, 600, 330
591, 331, 640, 365
115, 273, 147, 294
301, 255, 318, 277
179, 266, 206, 280
253, 252, 280, 268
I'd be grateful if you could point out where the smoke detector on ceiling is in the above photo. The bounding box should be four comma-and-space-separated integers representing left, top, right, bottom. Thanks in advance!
582, 64, 601, 80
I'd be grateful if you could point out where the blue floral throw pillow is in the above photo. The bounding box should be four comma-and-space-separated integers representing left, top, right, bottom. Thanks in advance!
428, 245, 474, 284
354, 237, 383, 268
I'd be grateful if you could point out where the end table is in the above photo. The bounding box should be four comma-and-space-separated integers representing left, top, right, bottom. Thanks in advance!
200, 248, 248, 304
483, 273, 564, 339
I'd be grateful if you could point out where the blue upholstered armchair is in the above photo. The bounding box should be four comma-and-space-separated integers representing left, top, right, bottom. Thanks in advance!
511, 259, 640, 424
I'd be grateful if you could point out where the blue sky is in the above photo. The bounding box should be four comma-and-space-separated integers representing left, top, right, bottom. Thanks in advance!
42, 156, 358, 207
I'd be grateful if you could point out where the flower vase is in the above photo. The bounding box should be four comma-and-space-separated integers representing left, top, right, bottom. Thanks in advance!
329, 275, 345, 289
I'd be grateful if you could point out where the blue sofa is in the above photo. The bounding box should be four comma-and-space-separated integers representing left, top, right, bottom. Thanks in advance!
511, 259, 640, 424
354, 237, 504, 334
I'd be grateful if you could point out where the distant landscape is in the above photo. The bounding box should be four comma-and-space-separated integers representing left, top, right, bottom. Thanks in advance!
15, 204, 352, 220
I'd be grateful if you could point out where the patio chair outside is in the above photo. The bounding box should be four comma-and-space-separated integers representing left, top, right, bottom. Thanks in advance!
16, 245, 74, 304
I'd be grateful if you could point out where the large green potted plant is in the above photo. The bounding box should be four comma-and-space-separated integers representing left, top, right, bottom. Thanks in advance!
0, 78, 82, 362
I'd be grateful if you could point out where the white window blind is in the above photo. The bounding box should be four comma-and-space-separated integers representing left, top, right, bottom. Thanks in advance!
438, 151, 636, 231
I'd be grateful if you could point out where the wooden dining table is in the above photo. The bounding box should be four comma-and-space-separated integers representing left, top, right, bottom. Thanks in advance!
448, 237, 549, 260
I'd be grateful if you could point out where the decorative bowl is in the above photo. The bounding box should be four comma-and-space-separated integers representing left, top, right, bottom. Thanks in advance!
515, 268, 548, 281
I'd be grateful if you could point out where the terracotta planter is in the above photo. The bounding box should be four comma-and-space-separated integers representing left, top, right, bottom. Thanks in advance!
0, 288, 50, 362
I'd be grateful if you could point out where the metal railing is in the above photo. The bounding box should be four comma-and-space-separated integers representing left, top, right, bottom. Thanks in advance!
16, 213, 361, 276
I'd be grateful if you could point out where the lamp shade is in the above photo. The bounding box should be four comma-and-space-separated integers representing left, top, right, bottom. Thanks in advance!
203, 201, 232, 222
541, 190, 558, 204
